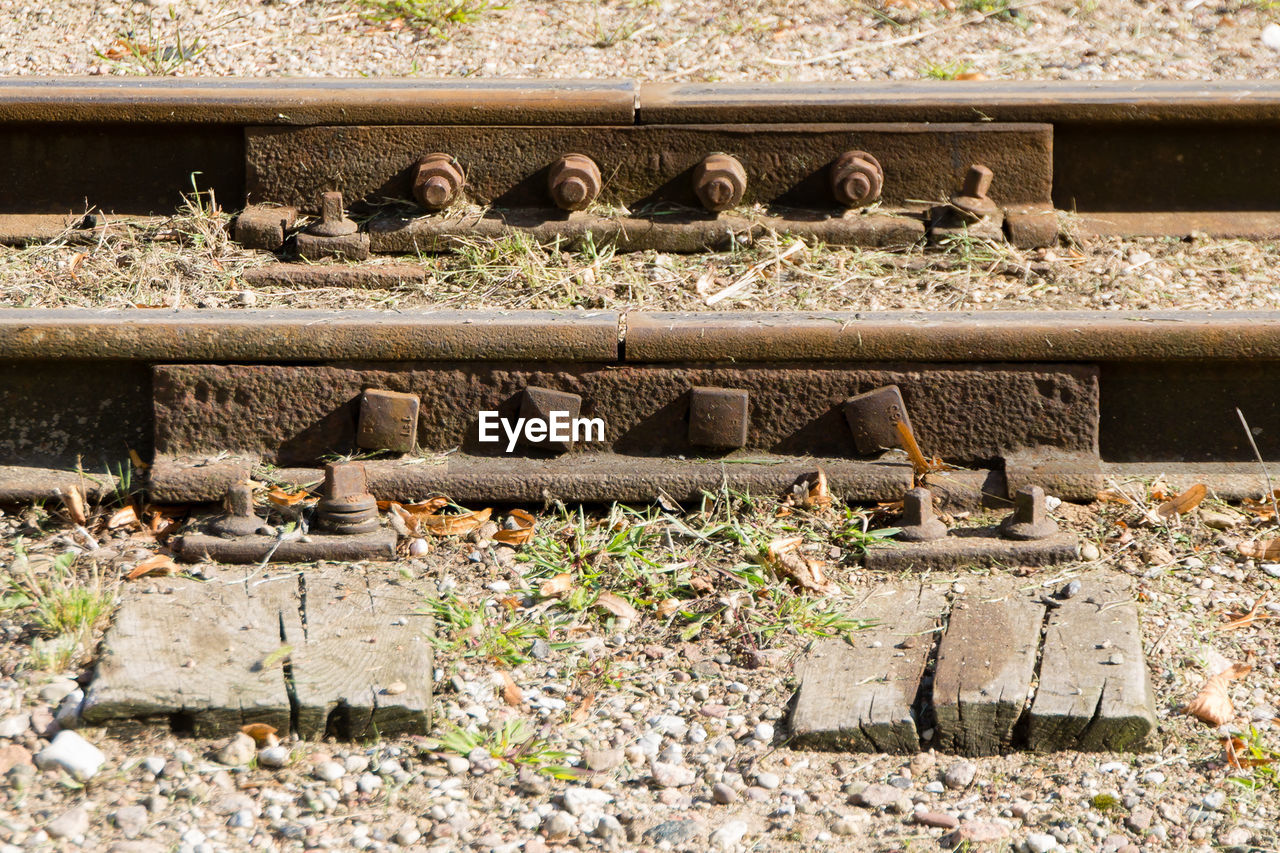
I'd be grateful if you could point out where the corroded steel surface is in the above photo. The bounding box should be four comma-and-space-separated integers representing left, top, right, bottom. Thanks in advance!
367, 211, 925, 253
246, 123, 1051, 211
0, 310, 618, 362
625, 312, 1280, 363
637, 80, 1280, 124
0, 78, 637, 125
151, 363, 1097, 466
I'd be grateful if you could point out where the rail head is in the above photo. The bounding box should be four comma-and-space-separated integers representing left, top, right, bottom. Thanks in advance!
0, 309, 1278, 363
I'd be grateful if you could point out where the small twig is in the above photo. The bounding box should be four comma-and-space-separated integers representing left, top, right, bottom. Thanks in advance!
1236, 407, 1279, 523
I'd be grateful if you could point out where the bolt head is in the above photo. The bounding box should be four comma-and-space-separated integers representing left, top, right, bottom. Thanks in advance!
323, 462, 369, 500
556, 176, 589, 208
421, 176, 453, 209
693, 154, 747, 213
830, 151, 883, 208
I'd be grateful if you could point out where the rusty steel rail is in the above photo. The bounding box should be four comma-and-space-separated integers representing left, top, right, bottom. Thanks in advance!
0, 309, 1277, 507
3, 79, 1280, 252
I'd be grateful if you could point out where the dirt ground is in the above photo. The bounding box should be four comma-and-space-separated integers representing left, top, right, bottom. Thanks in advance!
0, 478, 1279, 853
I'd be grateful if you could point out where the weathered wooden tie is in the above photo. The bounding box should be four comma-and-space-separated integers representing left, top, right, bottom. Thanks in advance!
790, 583, 947, 752
789, 572, 1156, 754
1027, 574, 1156, 752
932, 579, 1045, 755
83, 567, 433, 739
290, 570, 433, 740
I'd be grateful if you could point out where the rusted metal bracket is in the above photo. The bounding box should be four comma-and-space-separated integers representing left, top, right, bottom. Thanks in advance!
241, 122, 1051, 255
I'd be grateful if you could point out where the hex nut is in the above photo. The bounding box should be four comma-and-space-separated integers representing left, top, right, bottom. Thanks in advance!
357, 389, 420, 454
413, 153, 464, 211
688, 387, 749, 449
548, 154, 602, 211
692, 153, 747, 213
830, 151, 884, 208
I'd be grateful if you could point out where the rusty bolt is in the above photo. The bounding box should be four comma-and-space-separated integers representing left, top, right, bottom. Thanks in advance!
999, 485, 1059, 541
692, 153, 747, 213
413, 153, 464, 211
211, 483, 269, 538
830, 151, 884, 208
308, 191, 358, 238
316, 461, 380, 535
898, 487, 948, 542
548, 154, 602, 211
950, 164, 999, 221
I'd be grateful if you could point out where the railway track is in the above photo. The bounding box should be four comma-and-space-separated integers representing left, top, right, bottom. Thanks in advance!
0, 309, 1276, 509
3, 79, 1280, 256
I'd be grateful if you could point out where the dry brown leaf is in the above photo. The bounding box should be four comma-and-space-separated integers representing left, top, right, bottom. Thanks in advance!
68, 251, 87, 283
421, 507, 492, 536
596, 591, 640, 621
58, 487, 87, 525
570, 690, 596, 724
765, 536, 837, 595
1239, 538, 1280, 560
106, 505, 140, 531
955, 71, 987, 80
689, 575, 714, 594
126, 554, 178, 580
781, 469, 832, 512
240, 723, 278, 745
494, 509, 535, 546
499, 670, 523, 706
657, 598, 682, 618
1186, 662, 1252, 727
1156, 483, 1207, 519
128, 448, 149, 470
540, 572, 574, 599
1223, 735, 1274, 770
268, 486, 312, 507
1222, 595, 1274, 631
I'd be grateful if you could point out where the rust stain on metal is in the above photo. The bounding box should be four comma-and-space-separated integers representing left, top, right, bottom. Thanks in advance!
830, 150, 883, 209
245, 123, 1052, 211
413, 153, 464, 210
151, 362, 1097, 467
687, 386, 750, 449
548, 154, 602, 211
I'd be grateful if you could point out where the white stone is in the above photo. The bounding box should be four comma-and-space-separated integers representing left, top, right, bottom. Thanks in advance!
141, 756, 165, 776
753, 722, 774, 742
257, 746, 290, 768
35, 731, 105, 781
54, 689, 84, 728
562, 786, 613, 815
0, 714, 29, 738
314, 760, 345, 782
213, 733, 257, 766
38, 679, 78, 705
1025, 832, 1060, 853
651, 760, 696, 788
543, 810, 576, 840
710, 820, 749, 850
1264, 23, 1280, 50
393, 825, 421, 845
357, 772, 382, 793
45, 807, 89, 840
754, 771, 780, 790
